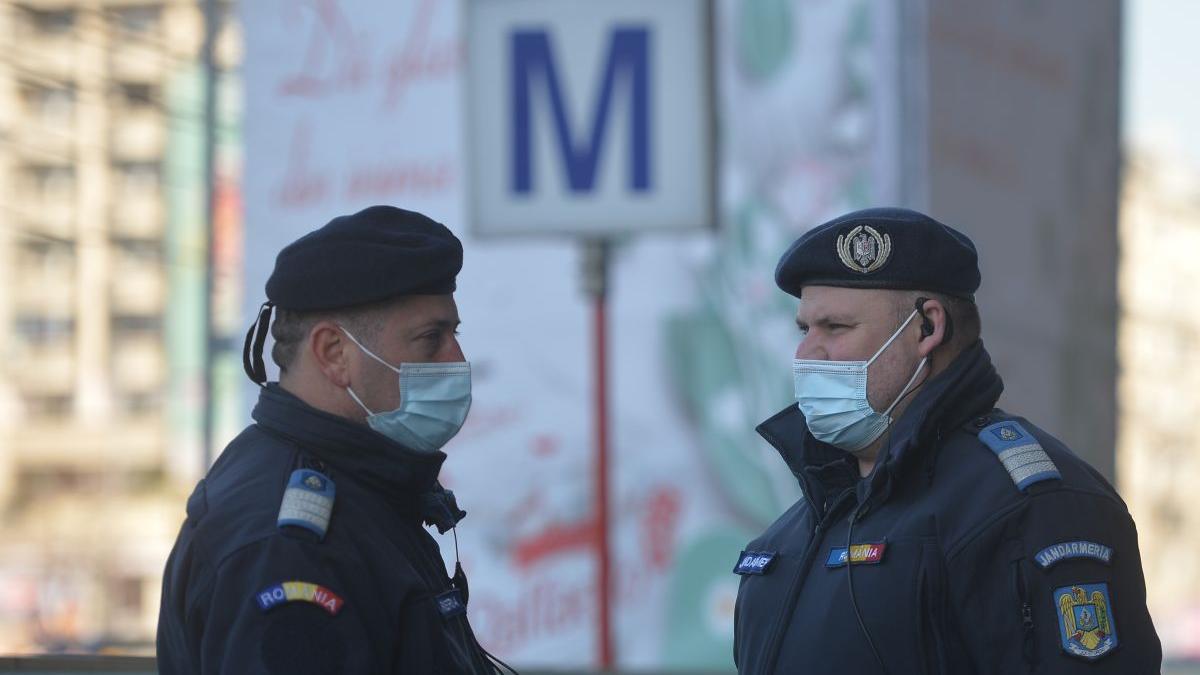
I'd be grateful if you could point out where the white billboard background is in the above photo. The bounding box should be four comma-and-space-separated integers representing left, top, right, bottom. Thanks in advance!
242, 0, 885, 668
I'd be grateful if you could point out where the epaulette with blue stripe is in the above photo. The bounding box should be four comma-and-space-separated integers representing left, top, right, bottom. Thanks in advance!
978, 420, 1060, 491
277, 469, 335, 540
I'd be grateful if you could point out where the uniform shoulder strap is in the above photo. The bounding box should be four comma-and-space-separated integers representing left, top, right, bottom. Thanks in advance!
976, 419, 1061, 492
277, 467, 336, 541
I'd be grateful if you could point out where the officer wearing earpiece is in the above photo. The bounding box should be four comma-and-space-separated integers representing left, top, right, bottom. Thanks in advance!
732, 208, 1161, 673
157, 206, 509, 673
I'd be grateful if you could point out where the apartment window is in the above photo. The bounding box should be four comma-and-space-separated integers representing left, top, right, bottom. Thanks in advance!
113, 237, 163, 265
112, 314, 162, 337
21, 82, 75, 126
116, 82, 157, 111
14, 316, 74, 343
18, 239, 75, 273
25, 165, 76, 201
24, 8, 75, 36
115, 162, 160, 196
119, 391, 161, 415
24, 394, 74, 418
111, 5, 161, 37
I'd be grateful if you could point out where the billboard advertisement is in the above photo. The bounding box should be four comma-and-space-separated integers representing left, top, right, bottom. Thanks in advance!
240, 0, 966, 668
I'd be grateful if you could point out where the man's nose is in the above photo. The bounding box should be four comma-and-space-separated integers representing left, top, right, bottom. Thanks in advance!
444, 336, 466, 363
794, 336, 827, 361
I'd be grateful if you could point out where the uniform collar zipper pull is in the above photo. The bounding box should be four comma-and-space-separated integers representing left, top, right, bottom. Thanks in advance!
450, 528, 470, 603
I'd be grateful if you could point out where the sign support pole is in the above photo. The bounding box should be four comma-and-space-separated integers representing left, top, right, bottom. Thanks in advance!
583, 238, 614, 669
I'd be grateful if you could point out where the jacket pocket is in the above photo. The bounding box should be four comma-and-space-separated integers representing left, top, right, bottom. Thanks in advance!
916, 537, 950, 675
1010, 557, 1036, 672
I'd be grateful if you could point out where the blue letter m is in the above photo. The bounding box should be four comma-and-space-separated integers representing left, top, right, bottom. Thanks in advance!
510, 27, 651, 194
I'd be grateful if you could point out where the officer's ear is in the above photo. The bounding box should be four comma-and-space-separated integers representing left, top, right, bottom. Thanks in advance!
308, 320, 353, 388
914, 297, 949, 357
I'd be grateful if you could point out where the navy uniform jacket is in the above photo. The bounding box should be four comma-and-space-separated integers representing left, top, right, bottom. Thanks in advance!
733, 343, 1161, 674
157, 384, 498, 674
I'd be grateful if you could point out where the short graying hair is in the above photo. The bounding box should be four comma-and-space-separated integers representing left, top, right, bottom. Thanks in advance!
270, 299, 396, 373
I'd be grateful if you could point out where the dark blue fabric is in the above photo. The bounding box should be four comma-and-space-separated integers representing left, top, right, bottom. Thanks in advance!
157, 384, 495, 674
265, 205, 463, 311
734, 343, 1161, 674
775, 207, 981, 300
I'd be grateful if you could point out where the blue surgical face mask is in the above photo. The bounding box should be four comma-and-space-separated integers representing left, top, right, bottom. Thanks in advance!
341, 328, 472, 453
792, 309, 929, 452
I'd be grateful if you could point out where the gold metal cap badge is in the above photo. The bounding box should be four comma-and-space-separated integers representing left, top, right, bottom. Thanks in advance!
836, 225, 891, 274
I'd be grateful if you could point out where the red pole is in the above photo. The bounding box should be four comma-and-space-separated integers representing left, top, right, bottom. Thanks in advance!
594, 277, 614, 669
586, 241, 614, 669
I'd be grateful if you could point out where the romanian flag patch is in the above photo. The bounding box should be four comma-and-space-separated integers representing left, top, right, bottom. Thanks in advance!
826, 542, 887, 568
255, 581, 345, 616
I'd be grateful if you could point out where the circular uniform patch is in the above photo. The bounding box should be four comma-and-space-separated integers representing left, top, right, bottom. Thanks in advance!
836, 225, 892, 274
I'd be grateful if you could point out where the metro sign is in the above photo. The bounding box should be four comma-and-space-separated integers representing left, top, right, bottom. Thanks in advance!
511, 27, 651, 195
467, 0, 713, 237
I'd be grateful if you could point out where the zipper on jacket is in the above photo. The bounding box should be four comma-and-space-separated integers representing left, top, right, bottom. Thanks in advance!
759, 488, 856, 674
1011, 559, 1035, 669
915, 539, 950, 675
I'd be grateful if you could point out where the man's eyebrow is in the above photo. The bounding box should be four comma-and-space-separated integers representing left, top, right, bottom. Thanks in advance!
796, 314, 857, 327
408, 318, 461, 334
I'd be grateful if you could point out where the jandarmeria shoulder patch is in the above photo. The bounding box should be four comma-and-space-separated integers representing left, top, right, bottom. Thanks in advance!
1036, 541, 1113, 569
978, 421, 1061, 491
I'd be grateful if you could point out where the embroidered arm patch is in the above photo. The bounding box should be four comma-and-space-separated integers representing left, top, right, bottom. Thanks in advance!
733, 550, 777, 575
1054, 582, 1118, 660
1036, 541, 1113, 569
978, 421, 1060, 491
256, 580, 345, 616
825, 542, 887, 568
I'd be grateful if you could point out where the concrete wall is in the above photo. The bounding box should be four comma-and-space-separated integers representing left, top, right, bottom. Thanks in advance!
907, 0, 1122, 478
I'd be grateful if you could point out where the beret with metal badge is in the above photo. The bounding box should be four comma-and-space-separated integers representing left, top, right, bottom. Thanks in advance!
774, 206, 980, 301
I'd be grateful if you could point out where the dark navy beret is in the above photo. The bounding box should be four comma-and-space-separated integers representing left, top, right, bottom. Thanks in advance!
775, 207, 980, 300
265, 205, 462, 311
243, 205, 462, 384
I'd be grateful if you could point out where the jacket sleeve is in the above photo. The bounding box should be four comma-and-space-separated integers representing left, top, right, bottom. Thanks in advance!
944, 487, 1162, 674
192, 534, 382, 674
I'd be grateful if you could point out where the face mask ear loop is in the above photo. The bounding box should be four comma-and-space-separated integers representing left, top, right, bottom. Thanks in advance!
866, 309, 920, 366
338, 325, 402, 374
345, 386, 376, 416
882, 356, 930, 418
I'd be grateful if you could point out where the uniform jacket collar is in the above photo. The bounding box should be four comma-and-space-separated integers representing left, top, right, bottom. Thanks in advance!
252, 384, 465, 530
756, 341, 1004, 507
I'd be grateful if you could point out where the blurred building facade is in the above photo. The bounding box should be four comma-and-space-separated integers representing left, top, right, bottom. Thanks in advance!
1119, 150, 1200, 660
0, 0, 237, 652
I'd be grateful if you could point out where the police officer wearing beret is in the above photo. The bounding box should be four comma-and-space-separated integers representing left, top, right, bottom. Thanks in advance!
157, 206, 510, 673
733, 208, 1161, 673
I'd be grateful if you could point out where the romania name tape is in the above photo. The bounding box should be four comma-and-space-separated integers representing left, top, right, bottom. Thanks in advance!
255, 580, 345, 616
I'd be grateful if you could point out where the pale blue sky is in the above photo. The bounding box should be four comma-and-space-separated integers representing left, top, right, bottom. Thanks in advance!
1125, 0, 1200, 168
